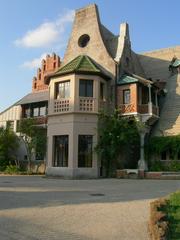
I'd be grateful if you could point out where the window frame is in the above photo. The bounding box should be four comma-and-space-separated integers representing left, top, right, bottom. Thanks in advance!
78, 135, 93, 168
79, 79, 93, 97
53, 135, 69, 167
55, 80, 70, 99
123, 89, 131, 104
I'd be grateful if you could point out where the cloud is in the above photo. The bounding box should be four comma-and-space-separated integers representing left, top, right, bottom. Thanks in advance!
21, 53, 47, 69
15, 9, 74, 48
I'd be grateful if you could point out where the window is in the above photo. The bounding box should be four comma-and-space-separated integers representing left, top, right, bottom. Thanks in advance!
39, 106, 46, 116
100, 82, 105, 100
33, 107, 39, 117
56, 81, 70, 99
53, 135, 68, 167
78, 135, 93, 168
79, 80, 93, 97
24, 107, 31, 118
123, 89, 130, 104
78, 34, 90, 48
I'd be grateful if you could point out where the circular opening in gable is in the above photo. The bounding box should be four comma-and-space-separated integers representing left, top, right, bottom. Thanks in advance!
78, 34, 90, 48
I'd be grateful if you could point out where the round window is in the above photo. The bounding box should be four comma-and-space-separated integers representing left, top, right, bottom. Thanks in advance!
78, 34, 90, 48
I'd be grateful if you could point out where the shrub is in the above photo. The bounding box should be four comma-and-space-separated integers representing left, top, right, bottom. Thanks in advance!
4, 165, 20, 174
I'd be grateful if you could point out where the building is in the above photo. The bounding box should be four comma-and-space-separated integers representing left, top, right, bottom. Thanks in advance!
0, 53, 60, 169
0, 4, 180, 177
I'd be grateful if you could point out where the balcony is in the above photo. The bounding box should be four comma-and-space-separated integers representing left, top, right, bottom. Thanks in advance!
52, 97, 97, 114
119, 103, 159, 116
54, 99, 70, 113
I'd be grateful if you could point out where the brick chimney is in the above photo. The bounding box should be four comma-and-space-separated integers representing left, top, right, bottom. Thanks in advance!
32, 53, 61, 92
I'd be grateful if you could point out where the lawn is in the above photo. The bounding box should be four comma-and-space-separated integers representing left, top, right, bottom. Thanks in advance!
166, 191, 180, 239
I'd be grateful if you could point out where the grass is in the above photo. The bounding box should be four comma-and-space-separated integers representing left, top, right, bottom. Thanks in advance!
166, 191, 180, 239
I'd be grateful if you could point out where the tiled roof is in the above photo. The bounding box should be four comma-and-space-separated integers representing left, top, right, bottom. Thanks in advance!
118, 74, 153, 86
55, 55, 102, 75
118, 75, 138, 85
16, 90, 49, 105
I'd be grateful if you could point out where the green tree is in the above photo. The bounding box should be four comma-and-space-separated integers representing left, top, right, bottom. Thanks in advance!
96, 111, 139, 177
0, 122, 19, 169
19, 118, 47, 172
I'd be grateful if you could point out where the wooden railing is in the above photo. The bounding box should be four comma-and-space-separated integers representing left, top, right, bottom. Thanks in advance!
138, 104, 149, 114
118, 104, 136, 114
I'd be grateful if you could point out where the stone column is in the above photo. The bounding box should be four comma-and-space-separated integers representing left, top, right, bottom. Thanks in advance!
138, 126, 149, 178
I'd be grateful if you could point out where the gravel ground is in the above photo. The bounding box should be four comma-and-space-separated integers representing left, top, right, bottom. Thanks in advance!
0, 176, 179, 240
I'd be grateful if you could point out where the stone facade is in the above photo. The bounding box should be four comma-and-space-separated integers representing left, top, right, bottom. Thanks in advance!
1, 3, 180, 177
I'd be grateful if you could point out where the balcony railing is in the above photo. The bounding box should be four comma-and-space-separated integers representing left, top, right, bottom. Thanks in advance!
79, 97, 95, 112
138, 104, 148, 114
118, 103, 136, 114
54, 99, 70, 113
119, 103, 159, 116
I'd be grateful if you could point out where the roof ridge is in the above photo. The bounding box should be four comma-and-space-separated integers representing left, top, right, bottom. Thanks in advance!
85, 55, 100, 72
75, 55, 84, 70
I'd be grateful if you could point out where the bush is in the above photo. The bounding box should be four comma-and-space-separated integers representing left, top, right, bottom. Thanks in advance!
168, 161, 180, 172
149, 161, 165, 171
4, 165, 20, 174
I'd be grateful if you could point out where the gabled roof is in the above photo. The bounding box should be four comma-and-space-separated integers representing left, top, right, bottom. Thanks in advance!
45, 55, 110, 83
56, 55, 102, 75
118, 74, 153, 86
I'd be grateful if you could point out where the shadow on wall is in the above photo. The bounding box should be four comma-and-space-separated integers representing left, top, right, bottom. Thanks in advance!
138, 53, 180, 136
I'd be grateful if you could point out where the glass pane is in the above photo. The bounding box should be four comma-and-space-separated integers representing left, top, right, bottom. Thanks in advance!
79, 80, 86, 97
39, 106, 46, 116
56, 81, 70, 99
79, 80, 93, 97
78, 135, 93, 167
86, 80, 93, 97
65, 81, 70, 98
59, 83, 65, 98
123, 90, 130, 104
33, 107, 39, 117
54, 135, 68, 167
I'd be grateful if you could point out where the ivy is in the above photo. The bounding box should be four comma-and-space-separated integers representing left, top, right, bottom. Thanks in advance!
146, 135, 180, 160
95, 111, 139, 177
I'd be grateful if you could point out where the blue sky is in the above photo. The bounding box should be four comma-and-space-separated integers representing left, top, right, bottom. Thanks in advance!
0, 0, 180, 112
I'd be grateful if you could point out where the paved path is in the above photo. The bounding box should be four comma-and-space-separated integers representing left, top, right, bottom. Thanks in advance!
0, 176, 179, 240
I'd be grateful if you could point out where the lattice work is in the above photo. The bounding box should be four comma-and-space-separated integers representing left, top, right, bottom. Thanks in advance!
79, 98, 94, 111
54, 99, 70, 113
119, 104, 135, 113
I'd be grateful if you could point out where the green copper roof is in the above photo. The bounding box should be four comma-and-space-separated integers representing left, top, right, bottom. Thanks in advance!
55, 55, 102, 75
171, 59, 180, 67
118, 75, 138, 85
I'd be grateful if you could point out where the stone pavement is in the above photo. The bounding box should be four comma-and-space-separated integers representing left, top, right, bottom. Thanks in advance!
0, 176, 179, 240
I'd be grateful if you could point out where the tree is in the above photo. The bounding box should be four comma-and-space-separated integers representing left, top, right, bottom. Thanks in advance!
0, 122, 19, 169
95, 111, 140, 177
19, 118, 47, 172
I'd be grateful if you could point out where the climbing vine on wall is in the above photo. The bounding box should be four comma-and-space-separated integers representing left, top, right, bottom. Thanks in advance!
146, 135, 180, 160
95, 111, 140, 177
